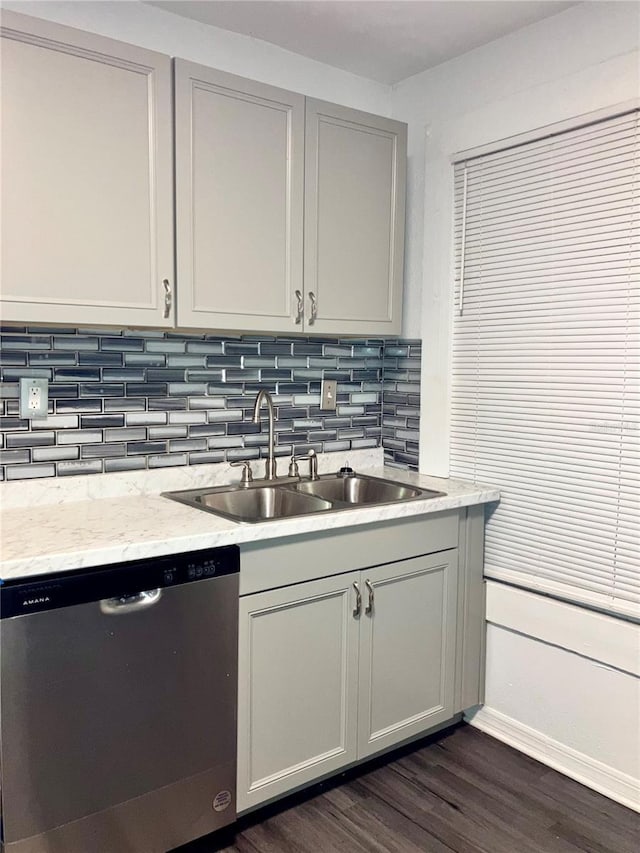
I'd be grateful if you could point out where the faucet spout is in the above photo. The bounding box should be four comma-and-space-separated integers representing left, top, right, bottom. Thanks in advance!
252, 389, 277, 480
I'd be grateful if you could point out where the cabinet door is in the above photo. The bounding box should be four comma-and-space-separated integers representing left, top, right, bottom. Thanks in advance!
357, 551, 458, 759
237, 572, 360, 813
304, 99, 406, 336
0, 11, 173, 327
175, 60, 304, 333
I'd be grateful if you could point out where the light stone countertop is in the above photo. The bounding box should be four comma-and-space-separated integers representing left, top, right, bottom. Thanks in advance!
0, 452, 499, 581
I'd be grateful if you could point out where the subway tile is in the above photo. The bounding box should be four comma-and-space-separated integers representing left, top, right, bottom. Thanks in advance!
148, 453, 188, 469
81, 443, 127, 459
243, 357, 276, 369
101, 336, 145, 352
319, 440, 350, 453
0, 384, 19, 400
167, 355, 205, 368
204, 354, 242, 367
292, 341, 323, 355
102, 368, 146, 382
52, 335, 98, 351
105, 398, 146, 412
126, 412, 167, 426
105, 427, 147, 442
207, 436, 243, 449
56, 398, 103, 414
336, 405, 364, 416
185, 341, 225, 354
293, 394, 321, 406
224, 341, 259, 355
0, 449, 30, 464
147, 340, 185, 353
225, 369, 259, 382
259, 342, 292, 356
149, 425, 188, 440
351, 438, 378, 449
33, 446, 79, 462
148, 398, 187, 411
6, 463, 55, 480
167, 382, 207, 395
206, 409, 243, 423
0, 416, 28, 430
79, 383, 124, 397
32, 414, 79, 430
184, 369, 224, 383
147, 369, 186, 382
58, 429, 102, 445
53, 367, 100, 382
80, 414, 125, 429
79, 352, 123, 366
188, 450, 225, 465
105, 457, 146, 473
29, 352, 76, 366
243, 434, 269, 447
127, 441, 166, 456
6, 431, 55, 448
189, 397, 226, 410
226, 447, 260, 461
168, 438, 207, 452
58, 460, 103, 476
324, 344, 353, 357
0, 353, 28, 366
227, 421, 260, 435
276, 356, 308, 368
1, 334, 51, 350
2, 367, 52, 380
125, 353, 166, 366
292, 369, 323, 381
126, 383, 167, 397
169, 411, 207, 425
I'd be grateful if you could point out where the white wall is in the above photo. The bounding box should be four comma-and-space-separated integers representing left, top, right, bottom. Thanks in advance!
390, 1, 640, 808
1, 0, 391, 115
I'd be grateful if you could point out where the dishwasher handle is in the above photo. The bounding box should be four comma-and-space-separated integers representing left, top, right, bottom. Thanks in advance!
99, 589, 162, 615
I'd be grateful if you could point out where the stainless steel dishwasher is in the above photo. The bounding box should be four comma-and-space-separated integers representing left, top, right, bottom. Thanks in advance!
0, 545, 239, 853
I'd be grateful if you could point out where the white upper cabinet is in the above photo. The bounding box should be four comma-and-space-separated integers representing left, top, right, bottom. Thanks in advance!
174, 60, 305, 333
0, 11, 174, 327
304, 100, 406, 336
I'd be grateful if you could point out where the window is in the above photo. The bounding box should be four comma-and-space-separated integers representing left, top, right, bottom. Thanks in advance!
450, 110, 639, 618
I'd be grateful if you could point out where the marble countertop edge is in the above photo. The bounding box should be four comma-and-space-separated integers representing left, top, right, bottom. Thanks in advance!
0, 466, 500, 581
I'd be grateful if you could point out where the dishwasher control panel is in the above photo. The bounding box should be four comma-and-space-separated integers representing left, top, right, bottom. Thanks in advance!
1, 545, 240, 618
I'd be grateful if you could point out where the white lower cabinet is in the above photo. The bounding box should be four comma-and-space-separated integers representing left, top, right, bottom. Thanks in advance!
237, 549, 458, 813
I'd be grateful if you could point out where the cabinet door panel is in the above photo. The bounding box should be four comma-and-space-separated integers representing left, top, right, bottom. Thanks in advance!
304, 100, 406, 336
237, 572, 359, 812
175, 61, 304, 332
0, 11, 173, 326
357, 551, 457, 759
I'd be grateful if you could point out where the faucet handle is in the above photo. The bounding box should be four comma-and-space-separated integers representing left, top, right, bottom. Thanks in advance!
288, 456, 300, 478
230, 460, 254, 486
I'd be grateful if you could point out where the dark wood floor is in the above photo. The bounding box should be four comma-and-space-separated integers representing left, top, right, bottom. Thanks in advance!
177, 724, 639, 853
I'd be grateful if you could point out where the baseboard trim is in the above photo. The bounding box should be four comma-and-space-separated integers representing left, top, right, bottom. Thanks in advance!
465, 706, 639, 813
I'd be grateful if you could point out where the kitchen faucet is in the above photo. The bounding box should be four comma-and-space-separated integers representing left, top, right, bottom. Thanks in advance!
252, 389, 277, 480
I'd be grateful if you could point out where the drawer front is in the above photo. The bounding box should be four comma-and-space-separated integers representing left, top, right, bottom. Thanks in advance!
240, 511, 459, 595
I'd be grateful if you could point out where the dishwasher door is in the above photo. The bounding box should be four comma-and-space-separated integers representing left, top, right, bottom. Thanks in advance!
0, 547, 239, 853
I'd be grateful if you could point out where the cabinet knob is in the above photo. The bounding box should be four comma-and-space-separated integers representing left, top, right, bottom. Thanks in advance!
162, 279, 172, 319
308, 291, 317, 325
294, 290, 304, 324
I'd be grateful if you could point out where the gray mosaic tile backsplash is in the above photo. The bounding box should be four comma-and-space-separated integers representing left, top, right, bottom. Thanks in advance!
382, 339, 421, 471
0, 329, 421, 482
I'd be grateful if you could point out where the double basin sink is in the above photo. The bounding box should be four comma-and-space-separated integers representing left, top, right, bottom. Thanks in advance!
164, 473, 445, 524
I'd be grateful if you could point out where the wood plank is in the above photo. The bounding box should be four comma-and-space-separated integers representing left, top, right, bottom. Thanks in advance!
173, 724, 639, 853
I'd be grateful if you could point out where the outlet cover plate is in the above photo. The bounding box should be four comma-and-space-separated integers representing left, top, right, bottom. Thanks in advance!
321, 379, 337, 411
19, 377, 49, 419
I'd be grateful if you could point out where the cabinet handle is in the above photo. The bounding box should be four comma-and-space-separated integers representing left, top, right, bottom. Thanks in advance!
352, 582, 361, 617
294, 289, 304, 324
163, 279, 172, 319
365, 579, 374, 615
308, 291, 317, 325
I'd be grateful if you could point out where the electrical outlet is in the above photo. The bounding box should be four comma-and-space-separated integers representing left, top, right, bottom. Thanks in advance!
19, 377, 49, 419
321, 379, 337, 411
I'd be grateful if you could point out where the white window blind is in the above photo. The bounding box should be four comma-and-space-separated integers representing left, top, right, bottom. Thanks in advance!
450, 110, 639, 619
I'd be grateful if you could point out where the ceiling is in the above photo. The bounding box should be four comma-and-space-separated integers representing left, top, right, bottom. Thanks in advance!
146, 0, 578, 85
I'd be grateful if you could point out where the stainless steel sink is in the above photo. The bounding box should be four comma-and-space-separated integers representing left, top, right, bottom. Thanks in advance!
291, 474, 435, 505
164, 472, 445, 524
166, 485, 332, 524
